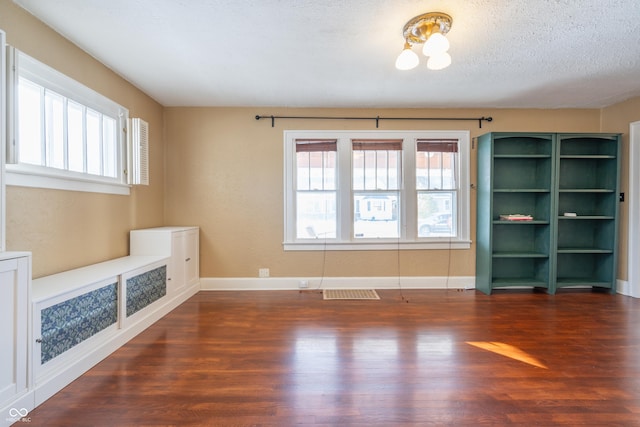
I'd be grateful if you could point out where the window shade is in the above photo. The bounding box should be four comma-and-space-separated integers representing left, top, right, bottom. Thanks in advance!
417, 139, 458, 153
295, 139, 337, 152
352, 139, 403, 151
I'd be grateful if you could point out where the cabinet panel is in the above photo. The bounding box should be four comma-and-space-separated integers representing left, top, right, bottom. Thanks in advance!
170, 233, 186, 293
39, 281, 118, 364
0, 258, 28, 407
125, 265, 167, 318
0, 255, 31, 411
184, 228, 199, 288
34, 276, 120, 376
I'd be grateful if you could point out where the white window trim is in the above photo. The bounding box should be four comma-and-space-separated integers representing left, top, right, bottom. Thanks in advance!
283, 130, 471, 251
0, 30, 6, 250
6, 47, 130, 195
5, 164, 130, 195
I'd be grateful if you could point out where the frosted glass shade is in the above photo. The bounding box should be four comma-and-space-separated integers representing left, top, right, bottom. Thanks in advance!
395, 47, 419, 70
422, 32, 450, 56
426, 52, 451, 70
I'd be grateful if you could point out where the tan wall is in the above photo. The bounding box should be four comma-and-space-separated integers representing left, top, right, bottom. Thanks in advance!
165, 107, 602, 278
4, 0, 638, 283
1, 1, 165, 278
601, 96, 640, 281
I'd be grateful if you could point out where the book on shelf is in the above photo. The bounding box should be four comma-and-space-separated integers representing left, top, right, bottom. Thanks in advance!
499, 214, 533, 221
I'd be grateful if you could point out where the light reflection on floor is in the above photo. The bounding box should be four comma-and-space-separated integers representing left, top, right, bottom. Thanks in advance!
466, 341, 548, 369
290, 327, 464, 419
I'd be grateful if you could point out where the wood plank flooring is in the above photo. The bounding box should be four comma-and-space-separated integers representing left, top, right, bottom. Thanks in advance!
20, 289, 640, 426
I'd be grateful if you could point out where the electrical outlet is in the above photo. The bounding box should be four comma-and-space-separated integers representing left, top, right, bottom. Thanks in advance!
258, 268, 270, 278
299, 280, 309, 289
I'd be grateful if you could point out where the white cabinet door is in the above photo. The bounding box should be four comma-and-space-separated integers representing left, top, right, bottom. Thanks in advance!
184, 228, 199, 288
0, 256, 29, 408
170, 232, 186, 294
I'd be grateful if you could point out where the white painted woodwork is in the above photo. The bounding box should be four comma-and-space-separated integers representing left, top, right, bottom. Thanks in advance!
29, 252, 198, 408
130, 226, 200, 295
0, 252, 33, 427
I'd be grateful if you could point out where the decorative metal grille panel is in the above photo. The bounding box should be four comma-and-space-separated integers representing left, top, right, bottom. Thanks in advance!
41, 282, 118, 364
126, 265, 167, 317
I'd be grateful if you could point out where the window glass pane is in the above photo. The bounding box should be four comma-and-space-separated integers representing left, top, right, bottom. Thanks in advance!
353, 148, 401, 191
102, 116, 117, 178
417, 191, 456, 237
297, 150, 336, 191
308, 152, 325, 190
18, 78, 43, 166
364, 151, 376, 189
296, 192, 336, 239
323, 151, 336, 190
416, 151, 456, 190
45, 90, 65, 169
354, 192, 399, 238
86, 109, 101, 175
352, 151, 365, 190
67, 100, 85, 173
387, 150, 401, 189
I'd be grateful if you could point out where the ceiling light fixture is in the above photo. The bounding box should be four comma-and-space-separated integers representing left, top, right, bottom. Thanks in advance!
395, 12, 452, 71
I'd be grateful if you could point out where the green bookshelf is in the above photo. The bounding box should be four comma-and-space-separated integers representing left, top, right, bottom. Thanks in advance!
554, 134, 620, 292
476, 132, 620, 295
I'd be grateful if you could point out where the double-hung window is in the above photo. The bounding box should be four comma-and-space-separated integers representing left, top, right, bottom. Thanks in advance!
416, 139, 458, 238
284, 130, 470, 250
6, 48, 130, 194
352, 139, 402, 239
295, 139, 337, 239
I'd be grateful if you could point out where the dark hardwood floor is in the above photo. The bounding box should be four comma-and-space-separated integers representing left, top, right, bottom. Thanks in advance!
20, 289, 640, 426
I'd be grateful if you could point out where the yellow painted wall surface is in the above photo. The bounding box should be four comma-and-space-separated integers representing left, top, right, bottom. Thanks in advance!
3, 0, 640, 282
164, 107, 602, 278
601, 96, 640, 281
0, 1, 165, 277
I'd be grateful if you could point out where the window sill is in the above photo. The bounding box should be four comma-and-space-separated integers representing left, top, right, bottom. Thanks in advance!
283, 240, 471, 251
6, 165, 131, 195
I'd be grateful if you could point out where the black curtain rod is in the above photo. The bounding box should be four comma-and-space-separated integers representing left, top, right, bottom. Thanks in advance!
255, 114, 493, 129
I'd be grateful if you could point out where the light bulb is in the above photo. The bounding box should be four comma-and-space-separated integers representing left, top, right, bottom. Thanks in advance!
422, 32, 450, 56
427, 52, 451, 70
395, 42, 419, 70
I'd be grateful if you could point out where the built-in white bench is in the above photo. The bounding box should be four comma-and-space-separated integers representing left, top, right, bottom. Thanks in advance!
0, 226, 200, 426
31, 248, 198, 407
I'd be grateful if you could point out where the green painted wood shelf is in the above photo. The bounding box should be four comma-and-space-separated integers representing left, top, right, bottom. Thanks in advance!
476, 132, 620, 295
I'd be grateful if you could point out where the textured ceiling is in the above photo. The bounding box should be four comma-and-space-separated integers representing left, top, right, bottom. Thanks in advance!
12, 0, 640, 109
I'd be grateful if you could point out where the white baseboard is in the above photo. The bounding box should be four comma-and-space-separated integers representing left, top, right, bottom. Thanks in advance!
616, 279, 634, 297
32, 282, 200, 407
1, 390, 35, 426
200, 276, 476, 291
